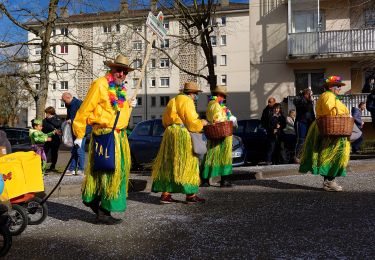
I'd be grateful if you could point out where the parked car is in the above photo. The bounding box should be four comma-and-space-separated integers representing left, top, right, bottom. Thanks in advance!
234, 119, 296, 164
128, 119, 246, 169
0, 127, 32, 152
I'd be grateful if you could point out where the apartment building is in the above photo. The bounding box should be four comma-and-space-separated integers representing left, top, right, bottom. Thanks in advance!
27, 1, 250, 127
250, 0, 375, 118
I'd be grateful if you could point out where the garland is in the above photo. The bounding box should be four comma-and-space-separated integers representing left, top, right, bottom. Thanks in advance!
106, 72, 127, 111
209, 95, 232, 119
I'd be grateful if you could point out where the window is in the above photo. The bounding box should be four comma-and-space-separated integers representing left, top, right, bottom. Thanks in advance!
152, 121, 165, 136
103, 42, 112, 52
163, 20, 169, 29
61, 27, 68, 36
221, 55, 227, 66
209, 17, 216, 26
60, 44, 68, 54
35, 47, 41, 55
210, 36, 217, 46
116, 24, 121, 32
60, 100, 66, 108
61, 63, 68, 71
52, 82, 56, 90
292, 11, 325, 33
151, 96, 156, 107
52, 29, 56, 36
365, 10, 375, 27
151, 115, 156, 119
160, 58, 170, 68
160, 96, 170, 106
137, 97, 142, 106
150, 59, 156, 68
103, 25, 112, 33
161, 39, 169, 48
60, 81, 68, 90
135, 120, 151, 134
52, 46, 56, 54
133, 41, 142, 50
221, 75, 227, 85
34, 63, 40, 72
133, 59, 142, 69
152, 41, 156, 48
133, 24, 142, 32
221, 35, 227, 46
221, 16, 227, 26
150, 77, 156, 88
294, 70, 325, 95
35, 83, 40, 90
133, 78, 139, 88
213, 55, 217, 66
160, 77, 170, 88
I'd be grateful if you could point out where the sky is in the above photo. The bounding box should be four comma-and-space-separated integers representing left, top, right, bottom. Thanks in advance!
0, 0, 249, 44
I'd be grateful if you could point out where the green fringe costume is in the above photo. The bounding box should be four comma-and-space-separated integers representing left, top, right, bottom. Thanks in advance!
202, 136, 233, 179
152, 124, 200, 194
82, 129, 130, 212
299, 121, 350, 177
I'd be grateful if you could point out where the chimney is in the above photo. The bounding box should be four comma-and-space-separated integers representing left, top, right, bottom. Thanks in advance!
120, 0, 129, 16
60, 7, 69, 18
150, 0, 157, 13
220, 0, 229, 7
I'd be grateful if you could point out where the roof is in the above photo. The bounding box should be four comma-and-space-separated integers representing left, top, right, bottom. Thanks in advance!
26, 2, 249, 26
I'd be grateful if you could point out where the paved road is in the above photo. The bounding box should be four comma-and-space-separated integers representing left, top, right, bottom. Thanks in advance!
6, 171, 375, 259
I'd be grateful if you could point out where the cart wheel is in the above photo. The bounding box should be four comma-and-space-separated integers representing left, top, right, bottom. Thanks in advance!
0, 223, 12, 257
9, 204, 28, 236
26, 197, 48, 225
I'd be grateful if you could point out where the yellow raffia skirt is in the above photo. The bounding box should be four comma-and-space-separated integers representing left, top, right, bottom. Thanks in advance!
82, 128, 130, 212
151, 124, 200, 194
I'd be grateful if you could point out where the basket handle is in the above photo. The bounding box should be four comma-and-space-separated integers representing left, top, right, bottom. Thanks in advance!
330, 106, 339, 116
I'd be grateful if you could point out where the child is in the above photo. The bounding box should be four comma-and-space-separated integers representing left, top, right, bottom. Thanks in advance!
29, 119, 55, 174
266, 103, 287, 164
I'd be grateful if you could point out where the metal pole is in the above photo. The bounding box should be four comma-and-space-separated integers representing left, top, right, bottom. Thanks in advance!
317, 0, 321, 31
288, 0, 292, 34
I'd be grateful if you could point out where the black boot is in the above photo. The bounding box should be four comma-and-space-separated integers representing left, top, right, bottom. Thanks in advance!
83, 199, 99, 215
96, 207, 123, 225
220, 175, 233, 188
200, 178, 210, 187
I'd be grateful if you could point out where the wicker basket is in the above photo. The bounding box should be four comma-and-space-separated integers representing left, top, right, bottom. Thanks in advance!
317, 115, 354, 137
204, 121, 233, 140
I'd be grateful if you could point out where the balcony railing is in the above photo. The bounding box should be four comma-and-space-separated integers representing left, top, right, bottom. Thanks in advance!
288, 28, 375, 56
287, 93, 371, 119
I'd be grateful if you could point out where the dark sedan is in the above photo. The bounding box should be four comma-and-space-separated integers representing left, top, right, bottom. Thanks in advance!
128, 119, 246, 169
0, 127, 32, 152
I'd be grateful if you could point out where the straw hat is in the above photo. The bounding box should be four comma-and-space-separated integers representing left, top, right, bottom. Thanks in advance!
322, 75, 346, 88
211, 85, 228, 96
104, 54, 135, 72
183, 82, 202, 93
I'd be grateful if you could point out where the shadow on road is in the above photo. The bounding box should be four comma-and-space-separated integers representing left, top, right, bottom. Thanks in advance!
127, 192, 161, 205
233, 179, 323, 191
47, 201, 97, 224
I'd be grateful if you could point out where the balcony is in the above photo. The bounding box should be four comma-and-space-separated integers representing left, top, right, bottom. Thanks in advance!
288, 28, 375, 57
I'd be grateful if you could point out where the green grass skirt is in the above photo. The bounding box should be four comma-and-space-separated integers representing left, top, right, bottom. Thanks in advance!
151, 125, 200, 194
202, 136, 233, 179
299, 121, 350, 177
82, 129, 130, 212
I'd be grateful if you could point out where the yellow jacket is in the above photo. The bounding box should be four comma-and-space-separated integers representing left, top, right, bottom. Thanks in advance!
206, 100, 227, 123
316, 91, 349, 118
162, 94, 203, 133
73, 76, 132, 139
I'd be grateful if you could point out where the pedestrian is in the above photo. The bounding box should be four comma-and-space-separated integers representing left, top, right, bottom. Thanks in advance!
299, 75, 350, 192
62, 92, 88, 176
151, 82, 208, 204
261, 97, 276, 130
201, 85, 237, 187
265, 103, 287, 165
284, 109, 297, 162
362, 76, 375, 93
29, 119, 56, 174
366, 88, 375, 128
72, 54, 137, 224
42, 106, 62, 172
351, 102, 365, 154
293, 88, 315, 163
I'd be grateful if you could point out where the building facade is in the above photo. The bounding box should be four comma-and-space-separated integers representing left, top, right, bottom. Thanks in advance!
27, 1, 250, 127
250, 0, 375, 118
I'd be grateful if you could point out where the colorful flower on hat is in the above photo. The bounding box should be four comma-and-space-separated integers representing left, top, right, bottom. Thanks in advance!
106, 72, 127, 111
325, 75, 343, 84
209, 95, 232, 120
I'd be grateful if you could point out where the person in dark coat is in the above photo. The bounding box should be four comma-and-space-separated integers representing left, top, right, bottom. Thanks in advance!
62, 92, 89, 176
294, 88, 315, 162
362, 77, 375, 93
261, 97, 276, 130
351, 102, 365, 154
366, 89, 375, 128
42, 106, 62, 171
